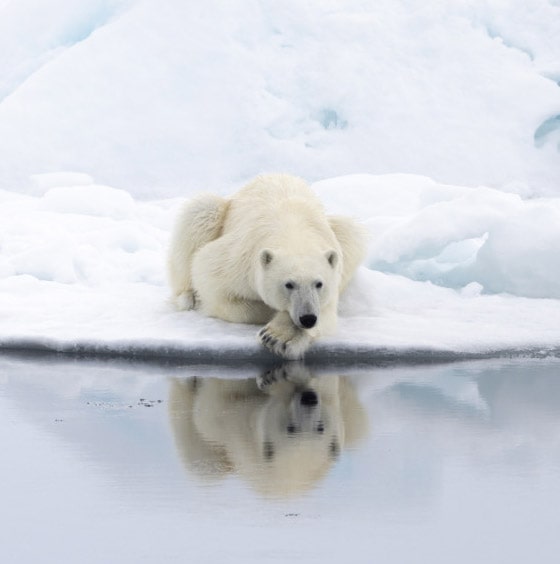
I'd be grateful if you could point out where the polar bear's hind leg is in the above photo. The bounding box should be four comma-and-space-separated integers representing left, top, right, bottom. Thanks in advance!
168, 194, 230, 310
327, 215, 368, 292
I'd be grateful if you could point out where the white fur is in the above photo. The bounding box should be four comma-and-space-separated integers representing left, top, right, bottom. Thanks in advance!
167, 173, 367, 358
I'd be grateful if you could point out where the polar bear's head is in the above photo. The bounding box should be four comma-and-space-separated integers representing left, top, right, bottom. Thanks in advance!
256, 249, 341, 329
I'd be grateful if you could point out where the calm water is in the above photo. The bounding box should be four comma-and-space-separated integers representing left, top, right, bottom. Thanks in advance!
1, 355, 559, 563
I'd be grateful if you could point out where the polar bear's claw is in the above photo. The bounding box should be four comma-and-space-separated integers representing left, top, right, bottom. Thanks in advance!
258, 328, 278, 348
258, 324, 311, 359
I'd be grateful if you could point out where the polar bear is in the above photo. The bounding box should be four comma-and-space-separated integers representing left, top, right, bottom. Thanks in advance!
168, 174, 366, 359
168, 364, 368, 497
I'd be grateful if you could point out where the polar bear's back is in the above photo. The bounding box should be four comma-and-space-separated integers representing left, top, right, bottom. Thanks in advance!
232, 173, 322, 211
223, 174, 332, 249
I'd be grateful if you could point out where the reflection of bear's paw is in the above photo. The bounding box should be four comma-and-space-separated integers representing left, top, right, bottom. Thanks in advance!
257, 362, 312, 391
175, 290, 199, 311
256, 368, 282, 391
258, 325, 312, 359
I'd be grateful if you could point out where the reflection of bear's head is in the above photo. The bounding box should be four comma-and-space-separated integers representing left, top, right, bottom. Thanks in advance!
255, 249, 341, 330
169, 363, 367, 498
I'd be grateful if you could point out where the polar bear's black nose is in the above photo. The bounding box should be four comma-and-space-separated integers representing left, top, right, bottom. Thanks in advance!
299, 314, 317, 329
300, 389, 318, 407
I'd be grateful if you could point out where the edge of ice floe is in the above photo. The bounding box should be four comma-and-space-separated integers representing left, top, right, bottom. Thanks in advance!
1, 337, 559, 367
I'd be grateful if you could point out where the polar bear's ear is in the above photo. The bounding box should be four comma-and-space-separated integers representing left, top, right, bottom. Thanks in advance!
260, 249, 274, 268
326, 250, 338, 268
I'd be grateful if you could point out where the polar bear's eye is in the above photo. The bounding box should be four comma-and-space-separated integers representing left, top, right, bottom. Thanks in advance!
285, 282, 295, 290
315, 281, 323, 289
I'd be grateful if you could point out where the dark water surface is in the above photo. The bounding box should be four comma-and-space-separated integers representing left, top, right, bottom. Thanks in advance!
1, 356, 559, 563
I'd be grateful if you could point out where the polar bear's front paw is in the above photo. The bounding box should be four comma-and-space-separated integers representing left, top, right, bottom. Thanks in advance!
258, 325, 312, 359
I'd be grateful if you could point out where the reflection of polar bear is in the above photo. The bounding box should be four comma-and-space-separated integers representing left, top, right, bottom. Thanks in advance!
167, 174, 366, 359
168, 364, 368, 497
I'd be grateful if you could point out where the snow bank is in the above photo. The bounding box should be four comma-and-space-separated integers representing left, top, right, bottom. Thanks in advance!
0, 0, 559, 197
1, 173, 559, 360
315, 175, 560, 299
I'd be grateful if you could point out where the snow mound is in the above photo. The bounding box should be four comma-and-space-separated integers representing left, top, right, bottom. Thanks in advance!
315, 175, 560, 299
0, 0, 559, 197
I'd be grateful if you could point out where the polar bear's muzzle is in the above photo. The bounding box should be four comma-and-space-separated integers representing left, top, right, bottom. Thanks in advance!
290, 286, 320, 330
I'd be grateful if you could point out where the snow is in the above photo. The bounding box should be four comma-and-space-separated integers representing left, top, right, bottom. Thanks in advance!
0, 0, 559, 197
317, 175, 560, 299
1, 174, 559, 360
0, 0, 559, 361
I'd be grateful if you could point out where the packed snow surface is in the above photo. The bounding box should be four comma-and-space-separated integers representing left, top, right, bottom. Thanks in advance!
1, 174, 559, 360
0, 0, 559, 359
